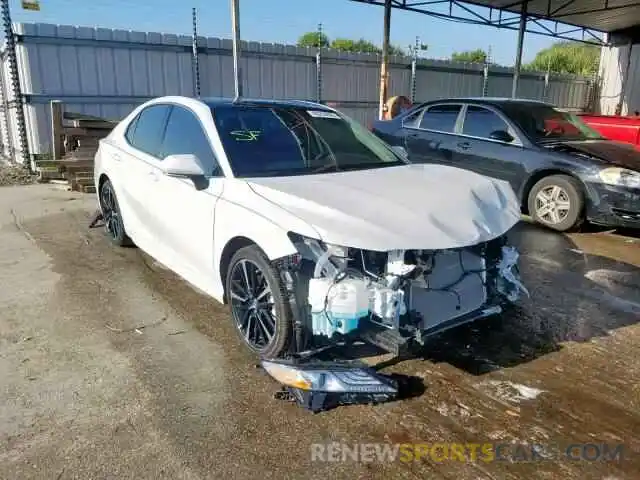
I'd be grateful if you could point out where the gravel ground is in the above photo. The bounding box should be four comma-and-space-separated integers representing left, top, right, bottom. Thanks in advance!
0, 162, 38, 187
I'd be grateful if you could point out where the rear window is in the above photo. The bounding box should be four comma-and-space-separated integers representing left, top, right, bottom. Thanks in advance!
210, 105, 405, 177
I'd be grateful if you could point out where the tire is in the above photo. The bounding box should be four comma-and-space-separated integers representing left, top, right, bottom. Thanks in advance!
225, 245, 293, 359
527, 175, 584, 232
99, 178, 132, 246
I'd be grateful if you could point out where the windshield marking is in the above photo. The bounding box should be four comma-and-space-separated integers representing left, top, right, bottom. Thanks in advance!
230, 130, 261, 141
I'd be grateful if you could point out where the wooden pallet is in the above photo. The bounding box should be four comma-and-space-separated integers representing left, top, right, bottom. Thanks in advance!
38, 102, 115, 193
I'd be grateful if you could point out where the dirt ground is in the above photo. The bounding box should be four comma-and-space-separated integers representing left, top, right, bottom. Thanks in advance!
0, 184, 639, 480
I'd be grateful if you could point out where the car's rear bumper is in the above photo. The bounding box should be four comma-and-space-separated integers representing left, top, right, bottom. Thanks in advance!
584, 181, 640, 229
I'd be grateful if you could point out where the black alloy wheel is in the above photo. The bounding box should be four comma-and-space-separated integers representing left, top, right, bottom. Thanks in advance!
226, 245, 293, 358
99, 179, 131, 246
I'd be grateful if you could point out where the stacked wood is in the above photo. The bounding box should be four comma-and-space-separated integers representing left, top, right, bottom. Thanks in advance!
37, 101, 117, 193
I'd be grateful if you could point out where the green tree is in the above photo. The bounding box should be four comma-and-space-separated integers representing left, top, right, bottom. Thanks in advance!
297, 31, 330, 48
330, 38, 379, 53
451, 49, 488, 64
526, 41, 600, 75
330, 38, 407, 56
388, 44, 406, 56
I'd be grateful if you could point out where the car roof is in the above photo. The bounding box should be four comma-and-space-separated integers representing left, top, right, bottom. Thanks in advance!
201, 96, 332, 110
420, 97, 553, 108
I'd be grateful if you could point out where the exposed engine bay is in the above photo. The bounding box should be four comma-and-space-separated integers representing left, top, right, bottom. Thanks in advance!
277, 234, 528, 356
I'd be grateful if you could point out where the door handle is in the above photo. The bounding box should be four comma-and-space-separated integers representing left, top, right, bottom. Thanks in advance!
147, 171, 159, 182
457, 142, 471, 150
112, 153, 122, 162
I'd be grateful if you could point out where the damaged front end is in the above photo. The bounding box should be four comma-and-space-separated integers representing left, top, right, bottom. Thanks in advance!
264, 233, 527, 411
261, 232, 528, 411
276, 232, 528, 356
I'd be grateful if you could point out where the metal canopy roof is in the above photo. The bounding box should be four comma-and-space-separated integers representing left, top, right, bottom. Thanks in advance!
463, 0, 640, 33
350, 0, 640, 44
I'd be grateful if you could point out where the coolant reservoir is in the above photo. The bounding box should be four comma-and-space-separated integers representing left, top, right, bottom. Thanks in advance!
308, 277, 369, 338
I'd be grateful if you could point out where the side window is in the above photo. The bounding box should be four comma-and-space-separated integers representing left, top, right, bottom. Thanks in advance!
160, 106, 219, 175
401, 108, 424, 128
419, 104, 462, 133
462, 106, 510, 139
127, 105, 170, 158
124, 115, 139, 144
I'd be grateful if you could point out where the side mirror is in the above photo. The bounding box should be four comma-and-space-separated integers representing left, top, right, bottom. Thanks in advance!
162, 154, 206, 177
390, 145, 408, 158
489, 130, 514, 143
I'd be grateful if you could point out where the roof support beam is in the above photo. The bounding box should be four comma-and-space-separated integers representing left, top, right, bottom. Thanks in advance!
231, 0, 242, 100
379, 0, 392, 119
512, 0, 527, 98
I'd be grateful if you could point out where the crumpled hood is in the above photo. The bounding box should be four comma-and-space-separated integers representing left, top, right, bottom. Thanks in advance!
550, 140, 640, 170
246, 164, 521, 251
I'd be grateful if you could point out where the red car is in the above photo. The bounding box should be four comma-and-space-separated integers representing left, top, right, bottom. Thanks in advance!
579, 113, 640, 149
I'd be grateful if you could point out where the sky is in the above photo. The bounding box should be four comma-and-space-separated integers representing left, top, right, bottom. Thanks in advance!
10, 0, 562, 65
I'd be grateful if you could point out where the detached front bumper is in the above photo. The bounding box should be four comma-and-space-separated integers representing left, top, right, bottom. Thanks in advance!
585, 181, 640, 228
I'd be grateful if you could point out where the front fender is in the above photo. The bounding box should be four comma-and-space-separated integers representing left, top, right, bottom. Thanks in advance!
214, 198, 299, 262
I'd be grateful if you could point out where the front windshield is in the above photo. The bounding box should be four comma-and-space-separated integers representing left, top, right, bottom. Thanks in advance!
210, 104, 406, 177
502, 103, 603, 143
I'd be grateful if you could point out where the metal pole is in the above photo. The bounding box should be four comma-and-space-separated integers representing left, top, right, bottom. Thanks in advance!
543, 56, 550, 101
410, 36, 418, 104
378, 0, 391, 120
482, 45, 491, 97
315, 23, 322, 103
511, 0, 527, 99
231, 0, 243, 100
1, 0, 30, 169
615, 39, 633, 115
0, 50, 14, 161
192, 7, 201, 97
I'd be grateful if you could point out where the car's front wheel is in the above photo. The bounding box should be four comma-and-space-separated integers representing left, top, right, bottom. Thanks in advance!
528, 175, 584, 232
226, 245, 293, 358
99, 178, 132, 246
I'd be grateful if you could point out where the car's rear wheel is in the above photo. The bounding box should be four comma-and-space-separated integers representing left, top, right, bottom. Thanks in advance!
226, 245, 293, 358
528, 175, 584, 232
99, 178, 132, 246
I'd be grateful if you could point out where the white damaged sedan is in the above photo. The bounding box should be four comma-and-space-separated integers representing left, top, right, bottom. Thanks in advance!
94, 96, 528, 358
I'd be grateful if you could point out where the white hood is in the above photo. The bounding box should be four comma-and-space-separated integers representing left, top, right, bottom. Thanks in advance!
247, 164, 521, 251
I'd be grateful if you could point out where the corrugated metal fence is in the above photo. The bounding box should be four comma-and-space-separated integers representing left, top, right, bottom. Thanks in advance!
0, 22, 597, 165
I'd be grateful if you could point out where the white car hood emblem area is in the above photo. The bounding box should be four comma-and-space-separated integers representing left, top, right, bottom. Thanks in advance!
247, 164, 521, 251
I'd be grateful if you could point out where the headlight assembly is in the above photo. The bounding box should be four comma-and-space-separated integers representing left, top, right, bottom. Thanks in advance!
598, 167, 640, 189
287, 232, 348, 258
261, 359, 398, 394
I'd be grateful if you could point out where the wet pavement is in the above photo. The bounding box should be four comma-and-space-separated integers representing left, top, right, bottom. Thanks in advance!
0, 184, 639, 480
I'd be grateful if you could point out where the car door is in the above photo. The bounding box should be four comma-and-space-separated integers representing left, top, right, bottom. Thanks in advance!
453, 104, 527, 192
150, 104, 224, 288
403, 103, 463, 166
117, 103, 171, 250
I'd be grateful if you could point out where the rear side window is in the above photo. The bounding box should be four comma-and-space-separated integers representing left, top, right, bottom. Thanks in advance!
419, 104, 462, 133
126, 104, 170, 158
161, 106, 219, 174
462, 106, 510, 139
402, 108, 423, 128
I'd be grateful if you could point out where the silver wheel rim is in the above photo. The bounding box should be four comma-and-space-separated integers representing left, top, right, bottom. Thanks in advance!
229, 259, 277, 352
534, 185, 571, 225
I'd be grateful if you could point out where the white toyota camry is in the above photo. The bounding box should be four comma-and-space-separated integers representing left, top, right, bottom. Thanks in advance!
94, 95, 528, 359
